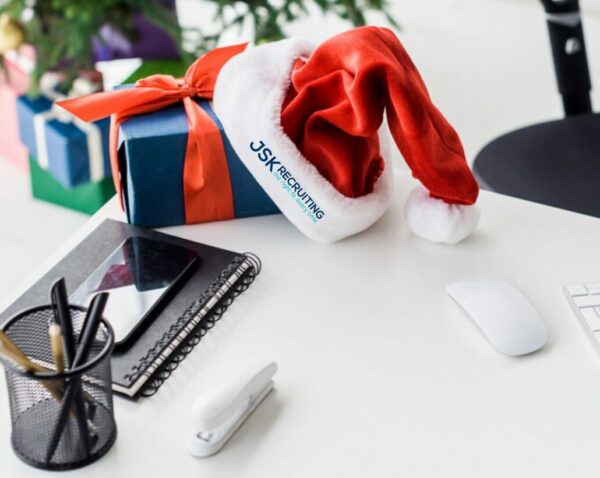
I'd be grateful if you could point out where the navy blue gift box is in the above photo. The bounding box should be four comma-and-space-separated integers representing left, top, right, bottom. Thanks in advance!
117, 98, 279, 227
17, 95, 111, 188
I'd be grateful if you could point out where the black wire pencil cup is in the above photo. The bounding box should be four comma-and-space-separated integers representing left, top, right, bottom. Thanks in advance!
0, 278, 116, 471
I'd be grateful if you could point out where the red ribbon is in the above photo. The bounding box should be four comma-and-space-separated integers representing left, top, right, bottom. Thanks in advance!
57, 43, 247, 224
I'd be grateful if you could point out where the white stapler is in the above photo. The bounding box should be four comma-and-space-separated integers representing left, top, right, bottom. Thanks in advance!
189, 359, 278, 458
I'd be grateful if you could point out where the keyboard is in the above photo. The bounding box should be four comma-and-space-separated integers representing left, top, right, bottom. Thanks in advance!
564, 282, 600, 353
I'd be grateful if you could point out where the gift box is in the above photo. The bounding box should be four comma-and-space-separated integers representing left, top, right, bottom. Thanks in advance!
16, 95, 111, 188
0, 45, 34, 171
29, 157, 115, 215
117, 97, 279, 227
92, 0, 179, 62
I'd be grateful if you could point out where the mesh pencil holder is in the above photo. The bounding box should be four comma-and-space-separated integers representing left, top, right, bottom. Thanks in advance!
0, 305, 117, 471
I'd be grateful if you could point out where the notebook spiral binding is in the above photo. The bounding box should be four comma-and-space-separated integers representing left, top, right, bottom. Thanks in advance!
123, 252, 262, 398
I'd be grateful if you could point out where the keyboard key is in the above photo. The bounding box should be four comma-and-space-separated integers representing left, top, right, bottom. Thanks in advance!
574, 295, 600, 308
588, 286, 600, 295
594, 331, 600, 343
566, 284, 588, 296
581, 308, 600, 330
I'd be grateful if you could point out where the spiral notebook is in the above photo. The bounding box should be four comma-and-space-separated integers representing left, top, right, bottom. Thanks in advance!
0, 219, 261, 399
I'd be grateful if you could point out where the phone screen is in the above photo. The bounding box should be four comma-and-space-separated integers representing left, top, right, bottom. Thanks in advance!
70, 236, 198, 346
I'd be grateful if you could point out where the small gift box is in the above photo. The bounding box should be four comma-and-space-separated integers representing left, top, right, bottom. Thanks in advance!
16, 93, 111, 188
117, 97, 279, 227
92, 0, 179, 62
0, 45, 34, 171
29, 156, 115, 215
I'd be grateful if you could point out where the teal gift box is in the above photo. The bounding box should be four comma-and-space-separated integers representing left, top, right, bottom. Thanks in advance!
16, 95, 111, 188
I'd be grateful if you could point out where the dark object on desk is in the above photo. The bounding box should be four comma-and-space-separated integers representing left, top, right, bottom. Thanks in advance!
473, 0, 600, 217
69, 236, 199, 351
0, 305, 116, 471
0, 219, 262, 399
124, 236, 198, 292
474, 113, 600, 217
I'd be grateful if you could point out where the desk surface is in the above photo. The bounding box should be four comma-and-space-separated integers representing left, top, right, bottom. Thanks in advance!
1, 172, 600, 477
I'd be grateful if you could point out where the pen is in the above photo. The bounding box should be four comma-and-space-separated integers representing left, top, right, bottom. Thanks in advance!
51, 279, 77, 363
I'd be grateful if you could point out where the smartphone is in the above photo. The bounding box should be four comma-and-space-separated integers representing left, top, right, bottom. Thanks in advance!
70, 236, 198, 350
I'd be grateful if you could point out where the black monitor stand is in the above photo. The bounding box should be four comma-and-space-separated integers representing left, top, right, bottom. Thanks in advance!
473, 0, 600, 218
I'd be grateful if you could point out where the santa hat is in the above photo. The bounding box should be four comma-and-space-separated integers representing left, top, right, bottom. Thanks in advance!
213, 27, 480, 244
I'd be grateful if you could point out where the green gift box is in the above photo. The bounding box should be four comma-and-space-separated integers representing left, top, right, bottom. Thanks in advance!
29, 157, 115, 215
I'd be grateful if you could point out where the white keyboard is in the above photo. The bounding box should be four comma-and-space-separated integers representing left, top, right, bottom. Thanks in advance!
565, 282, 600, 354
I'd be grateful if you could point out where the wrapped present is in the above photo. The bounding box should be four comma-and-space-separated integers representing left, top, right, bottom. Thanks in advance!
116, 98, 278, 226
57, 45, 279, 228
0, 45, 34, 170
16, 83, 111, 189
92, 1, 179, 62
29, 157, 115, 215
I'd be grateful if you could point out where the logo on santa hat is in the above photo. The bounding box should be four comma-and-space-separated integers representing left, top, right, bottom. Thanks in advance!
250, 140, 325, 224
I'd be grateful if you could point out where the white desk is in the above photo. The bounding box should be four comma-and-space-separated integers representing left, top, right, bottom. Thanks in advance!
1, 171, 600, 477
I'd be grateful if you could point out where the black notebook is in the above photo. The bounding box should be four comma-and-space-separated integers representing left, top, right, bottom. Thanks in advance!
0, 219, 261, 399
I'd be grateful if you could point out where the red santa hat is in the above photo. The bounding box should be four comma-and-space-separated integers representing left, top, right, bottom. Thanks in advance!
213, 26, 480, 244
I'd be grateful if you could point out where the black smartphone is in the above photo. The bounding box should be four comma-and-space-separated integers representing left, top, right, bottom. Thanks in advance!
70, 236, 198, 350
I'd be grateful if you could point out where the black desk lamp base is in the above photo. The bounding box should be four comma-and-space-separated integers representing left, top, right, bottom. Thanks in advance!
473, 112, 600, 218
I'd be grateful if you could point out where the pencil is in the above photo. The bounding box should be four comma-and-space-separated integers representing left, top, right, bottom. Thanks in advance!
48, 323, 65, 374
0, 329, 96, 433
0, 331, 63, 400
0, 331, 47, 373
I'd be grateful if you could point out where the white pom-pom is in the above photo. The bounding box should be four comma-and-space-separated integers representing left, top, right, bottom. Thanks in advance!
404, 186, 480, 244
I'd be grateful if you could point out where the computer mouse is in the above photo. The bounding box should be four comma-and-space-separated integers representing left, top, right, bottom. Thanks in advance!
446, 277, 547, 356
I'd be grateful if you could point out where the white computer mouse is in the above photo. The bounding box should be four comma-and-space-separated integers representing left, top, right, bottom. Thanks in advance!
446, 277, 547, 356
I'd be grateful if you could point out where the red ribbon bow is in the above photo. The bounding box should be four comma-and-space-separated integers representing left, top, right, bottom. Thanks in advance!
58, 43, 247, 224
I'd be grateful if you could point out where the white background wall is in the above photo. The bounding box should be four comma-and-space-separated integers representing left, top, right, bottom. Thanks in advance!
1, 0, 599, 297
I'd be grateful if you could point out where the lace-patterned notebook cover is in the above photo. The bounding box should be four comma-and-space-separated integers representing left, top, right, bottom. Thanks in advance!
0, 219, 261, 399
